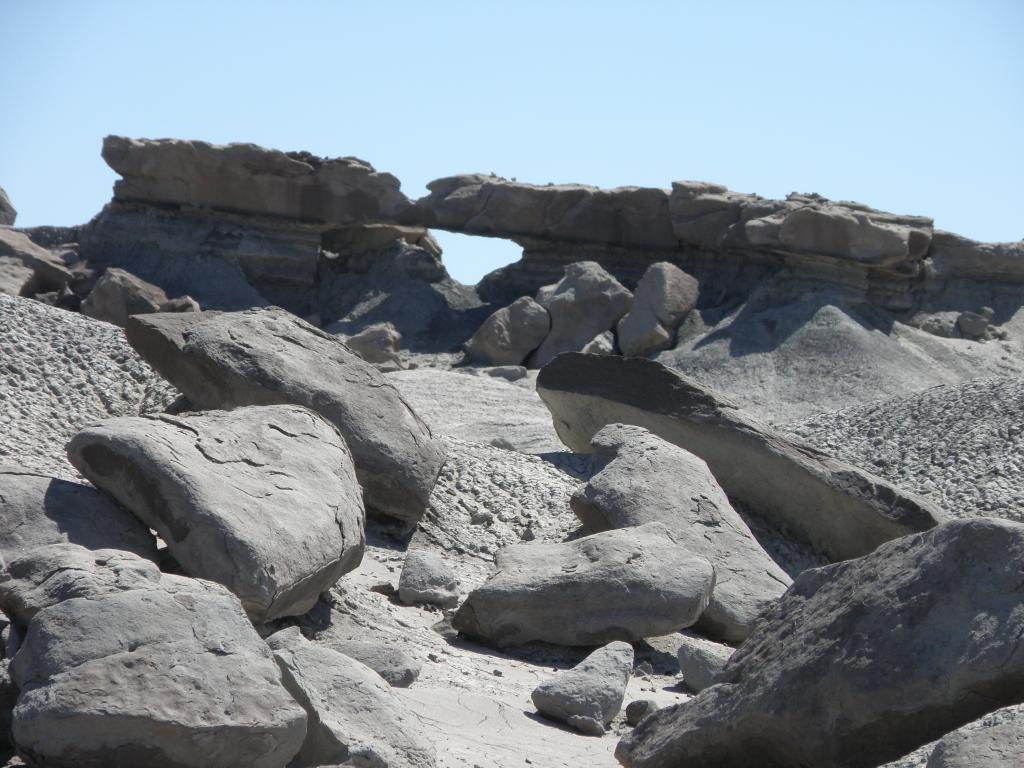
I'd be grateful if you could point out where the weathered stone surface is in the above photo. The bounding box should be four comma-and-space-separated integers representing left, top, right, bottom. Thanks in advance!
398, 549, 460, 608
572, 424, 789, 641
0, 467, 157, 567
616, 518, 1024, 768
0, 187, 15, 225
580, 330, 616, 356
80, 267, 168, 327
532, 641, 634, 736
926, 705, 1024, 768
316, 637, 421, 688
125, 307, 446, 524
0, 227, 72, 288
538, 354, 945, 561
675, 630, 732, 692
626, 700, 660, 728
464, 296, 550, 365
104, 135, 413, 225
342, 321, 402, 367
617, 263, 698, 357
67, 405, 365, 622
267, 627, 437, 767
452, 522, 714, 647
0, 255, 33, 295
529, 262, 633, 368
7, 545, 307, 768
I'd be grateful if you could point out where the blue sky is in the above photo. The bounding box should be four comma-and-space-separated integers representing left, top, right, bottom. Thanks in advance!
2, 1, 1021, 284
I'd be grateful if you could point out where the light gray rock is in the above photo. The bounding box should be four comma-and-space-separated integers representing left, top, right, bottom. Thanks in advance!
926, 705, 1024, 768
626, 700, 660, 728
159, 294, 200, 313
7, 545, 307, 768
343, 321, 403, 367
0, 467, 157, 566
616, 518, 1024, 768
464, 296, 550, 365
125, 307, 446, 524
538, 354, 946, 562
452, 522, 714, 647
0, 256, 32, 295
67, 405, 365, 622
267, 627, 437, 767
572, 424, 790, 641
398, 549, 460, 608
532, 641, 634, 736
617, 263, 698, 357
80, 267, 169, 327
529, 262, 633, 368
315, 637, 421, 688
675, 631, 732, 692
580, 330, 616, 356
0, 187, 15, 225
0, 227, 72, 289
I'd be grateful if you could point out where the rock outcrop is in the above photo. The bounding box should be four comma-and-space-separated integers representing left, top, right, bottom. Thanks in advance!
67, 405, 365, 622
125, 308, 445, 524
538, 354, 945, 561
0, 187, 15, 225
616, 518, 1024, 768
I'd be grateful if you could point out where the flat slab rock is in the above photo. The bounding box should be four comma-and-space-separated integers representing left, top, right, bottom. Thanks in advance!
572, 424, 790, 642
452, 522, 714, 647
125, 307, 445, 524
617, 518, 1024, 768
67, 404, 365, 622
538, 353, 946, 561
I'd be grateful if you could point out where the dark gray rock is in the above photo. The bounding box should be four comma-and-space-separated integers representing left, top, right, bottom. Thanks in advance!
626, 700, 660, 728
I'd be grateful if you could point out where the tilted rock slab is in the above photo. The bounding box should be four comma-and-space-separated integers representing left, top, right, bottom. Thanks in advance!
0, 467, 156, 566
616, 518, 1024, 768
267, 627, 437, 767
572, 424, 790, 641
926, 705, 1024, 768
532, 641, 634, 736
538, 354, 945, 561
0, 226, 72, 288
674, 630, 733, 692
452, 522, 714, 647
80, 266, 169, 327
125, 307, 446, 524
464, 295, 551, 365
617, 262, 698, 357
67, 405, 365, 622
0, 186, 15, 225
5, 544, 307, 768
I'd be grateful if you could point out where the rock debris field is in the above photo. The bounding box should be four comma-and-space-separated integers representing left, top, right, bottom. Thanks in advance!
0, 138, 1022, 767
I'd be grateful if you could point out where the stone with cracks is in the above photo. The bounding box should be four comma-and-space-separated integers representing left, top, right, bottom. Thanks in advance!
538, 354, 945, 561
67, 405, 365, 622
616, 518, 1024, 768
464, 295, 551, 365
532, 641, 634, 736
452, 522, 714, 647
267, 627, 437, 767
398, 549, 460, 608
125, 307, 446, 524
674, 630, 733, 692
571, 424, 790, 642
617, 263, 698, 357
80, 267, 169, 327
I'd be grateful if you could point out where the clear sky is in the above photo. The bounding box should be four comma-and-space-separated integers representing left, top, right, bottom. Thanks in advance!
2, 1, 1021, 284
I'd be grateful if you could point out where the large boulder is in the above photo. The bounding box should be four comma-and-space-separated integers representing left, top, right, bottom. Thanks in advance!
0, 255, 33, 295
452, 522, 714, 647
0, 186, 15, 225
5, 544, 307, 768
67, 405, 365, 622
537, 354, 945, 561
616, 262, 698, 357
532, 641, 634, 736
80, 267, 169, 327
529, 262, 633, 368
571, 424, 790, 641
464, 295, 551, 365
616, 518, 1024, 768
0, 227, 72, 289
0, 467, 157, 566
267, 627, 437, 767
125, 307, 446, 524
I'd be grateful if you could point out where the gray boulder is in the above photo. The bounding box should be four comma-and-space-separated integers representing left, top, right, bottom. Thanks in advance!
0, 255, 33, 295
0, 467, 156, 566
125, 307, 446, 524
580, 330, 616, 356
0, 186, 15, 225
675, 630, 733, 692
7, 545, 307, 768
464, 295, 550, 365
617, 262, 698, 357
616, 518, 1024, 768
571, 424, 790, 642
927, 705, 1024, 768
538, 354, 945, 561
529, 262, 633, 368
626, 700, 660, 728
67, 405, 365, 622
80, 267, 168, 327
343, 321, 402, 367
0, 227, 72, 289
532, 641, 634, 736
267, 627, 437, 767
452, 522, 714, 647
316, 638, 421, 688
398, 549, 460, 608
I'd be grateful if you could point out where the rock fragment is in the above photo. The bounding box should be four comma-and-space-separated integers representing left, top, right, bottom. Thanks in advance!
398, 549, 460, 608
464, 296, 550, 365
617, 262, 698, 357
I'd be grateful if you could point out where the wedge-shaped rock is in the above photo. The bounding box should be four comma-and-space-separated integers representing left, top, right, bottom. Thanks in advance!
572, 424, 789, 641
267, 627, 437, 767
0, 467, 156, 566
465, 295, 550, 365
616, 519, 1024, 768
67, 405, 365, 622
452, 522, 714, 647
80, 267, 168, 327
532, 641, 634, 736
6, 544, 306, 768
675, 630, 732, 692
538, 354, 945, 561
125, 307, 445, 524
0, 227, 72, 288
927, 705, 1024, 768
617, 262, 698, 357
